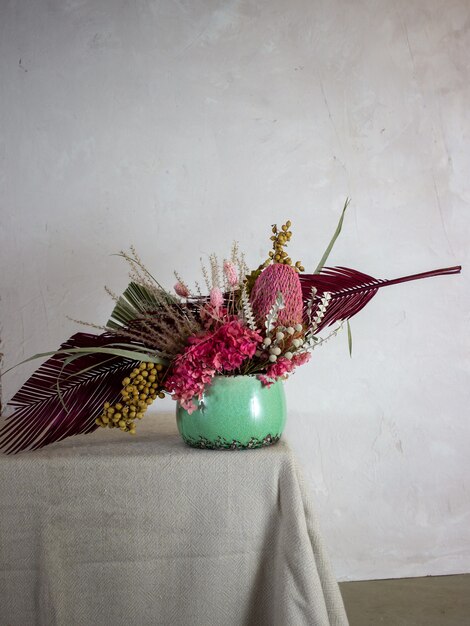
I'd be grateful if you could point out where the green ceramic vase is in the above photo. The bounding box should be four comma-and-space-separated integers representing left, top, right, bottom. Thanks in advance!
176, 375, 287, 450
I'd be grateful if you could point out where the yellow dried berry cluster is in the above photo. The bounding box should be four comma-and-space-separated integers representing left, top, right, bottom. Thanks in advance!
96, 362, 165, 435
265, 220, 305, 272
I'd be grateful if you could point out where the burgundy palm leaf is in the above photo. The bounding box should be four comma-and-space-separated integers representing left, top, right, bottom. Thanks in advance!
0, 332, 137, 454
300, 265, 461, 332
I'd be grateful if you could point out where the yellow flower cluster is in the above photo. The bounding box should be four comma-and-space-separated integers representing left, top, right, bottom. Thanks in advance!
266, 220, 305, 272
96, 362, 165, 434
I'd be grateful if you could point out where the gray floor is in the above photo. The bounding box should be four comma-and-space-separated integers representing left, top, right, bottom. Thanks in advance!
339, 574, 470, 626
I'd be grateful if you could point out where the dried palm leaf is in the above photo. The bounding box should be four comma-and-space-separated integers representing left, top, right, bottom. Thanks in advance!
0, 332, 145, 454
107, 281, 176, 330
300, 265, 461, 332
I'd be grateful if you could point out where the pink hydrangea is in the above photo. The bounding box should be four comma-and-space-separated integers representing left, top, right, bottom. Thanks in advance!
166, 319, 262, 412
199, 303, 229, 330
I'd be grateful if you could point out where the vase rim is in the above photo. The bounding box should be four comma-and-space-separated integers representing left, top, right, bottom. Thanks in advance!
212, 374, 259, 379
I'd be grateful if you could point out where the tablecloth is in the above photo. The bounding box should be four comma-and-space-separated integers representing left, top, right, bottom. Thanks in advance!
0, 412, 348, 626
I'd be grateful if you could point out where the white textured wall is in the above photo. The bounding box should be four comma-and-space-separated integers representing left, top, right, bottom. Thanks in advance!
1, 0, 469, 581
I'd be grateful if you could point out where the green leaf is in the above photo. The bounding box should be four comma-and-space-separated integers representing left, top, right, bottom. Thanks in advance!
314, 197, 350, 274
61, 354, 118, 380
1, 346, 166, 377
101, 342, 168, 356
107, 282, 158, 329
347, 319, 353, 357
56, 353, 86, 413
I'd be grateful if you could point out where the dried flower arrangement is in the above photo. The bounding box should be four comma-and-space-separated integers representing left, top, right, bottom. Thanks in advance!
0, 202, 461, 453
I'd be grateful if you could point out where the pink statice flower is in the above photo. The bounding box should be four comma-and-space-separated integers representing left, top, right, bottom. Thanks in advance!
165, 319, 262, 412
259, 352, 311, 387
291, 352, 311, 367
258, 357, 295, 387
174, 282, 189, 298
223, 261, 239, 287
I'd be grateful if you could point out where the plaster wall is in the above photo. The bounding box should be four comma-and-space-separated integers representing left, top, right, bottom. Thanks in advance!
1, 0, 469, 581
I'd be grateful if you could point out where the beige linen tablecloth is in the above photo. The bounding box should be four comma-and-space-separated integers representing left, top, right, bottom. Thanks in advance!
0, 413, 348, 626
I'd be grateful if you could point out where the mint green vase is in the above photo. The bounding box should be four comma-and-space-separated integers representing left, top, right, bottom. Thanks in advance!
176, 375, 287, 449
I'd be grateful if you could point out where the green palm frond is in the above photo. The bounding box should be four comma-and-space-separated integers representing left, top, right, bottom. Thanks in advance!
107, 281, 178, 329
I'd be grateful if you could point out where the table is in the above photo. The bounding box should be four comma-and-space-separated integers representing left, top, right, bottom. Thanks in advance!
0, 412, 348, 626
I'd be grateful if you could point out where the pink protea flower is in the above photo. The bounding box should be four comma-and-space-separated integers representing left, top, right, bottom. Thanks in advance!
250, 263, 303, 327
210, 287, 224, 309
174, 282, 189, 298
223, 261, 239, 287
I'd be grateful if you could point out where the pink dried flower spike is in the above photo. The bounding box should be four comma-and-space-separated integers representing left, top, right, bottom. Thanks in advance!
223, 261, 239, 287
174, 282, 189, 298
210, 287, 224, 309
